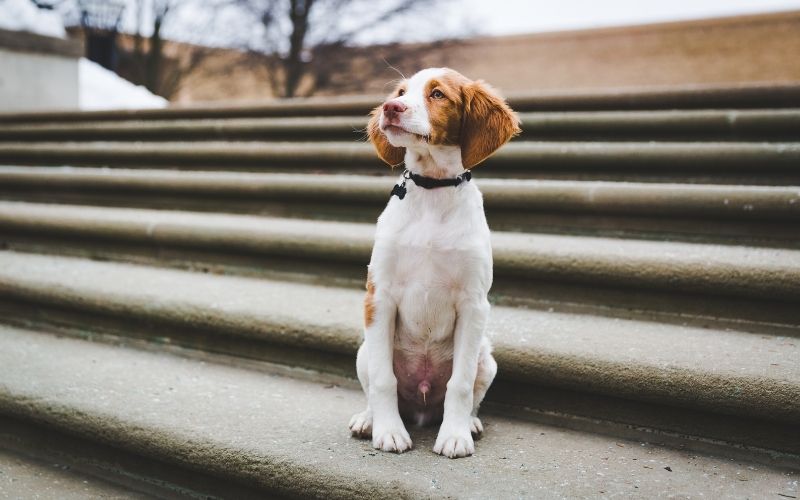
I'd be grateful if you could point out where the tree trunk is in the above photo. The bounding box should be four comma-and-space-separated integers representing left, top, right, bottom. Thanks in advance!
283, 0, 314, 97
145, 15, 164, 94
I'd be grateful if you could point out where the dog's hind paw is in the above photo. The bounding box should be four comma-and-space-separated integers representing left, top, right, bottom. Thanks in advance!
348, 410, 373, 438
470, 416, 484, 437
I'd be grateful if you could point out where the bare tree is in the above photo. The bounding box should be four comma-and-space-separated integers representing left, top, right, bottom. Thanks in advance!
130, 0, 188, 96
130, 0, 228, 99
237, 0, 454, 98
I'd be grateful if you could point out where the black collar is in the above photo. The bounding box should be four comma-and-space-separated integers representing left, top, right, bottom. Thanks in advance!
390, 169, 472, 200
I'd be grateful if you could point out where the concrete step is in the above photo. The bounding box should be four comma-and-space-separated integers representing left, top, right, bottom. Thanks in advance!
1, 202, 798, 331
1, 110, 798, 142
1, 325, 796, 497
0, 250, 798, 460
0, 448, 149, 499
0, 141, 798, 183
1, 82, 799, 124
1, 167, 797, 246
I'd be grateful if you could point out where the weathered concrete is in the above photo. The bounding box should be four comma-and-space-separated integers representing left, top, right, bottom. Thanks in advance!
1, 202, 798, 302
0, 448, 147, 499
0, 116, 370, 141
0, 251, 797, 428
0, 71, 797, 498
1, 82, 799, 123
0, 49, 79, 113
0, 325, 796, 498
491, 141, 800, 170
515, 109, 800, 140
0, 29, 81, 113
0, 141, 376, 167
1, 109, 798, 141
0, 167, 796, 221
0, 141, 797, 171
0, 29, 83, 58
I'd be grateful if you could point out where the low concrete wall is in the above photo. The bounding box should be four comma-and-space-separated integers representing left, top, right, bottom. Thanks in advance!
0, 29, 81, 112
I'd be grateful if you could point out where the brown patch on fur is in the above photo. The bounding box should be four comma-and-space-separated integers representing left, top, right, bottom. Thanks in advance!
460, 80, 521, 169
368, 91, 405, 167
424, 70, 469, 145
364, 276, 376, 328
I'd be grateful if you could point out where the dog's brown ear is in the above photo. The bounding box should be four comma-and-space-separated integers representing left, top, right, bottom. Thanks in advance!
368, 105, 405, 167
460, 81, 520, 169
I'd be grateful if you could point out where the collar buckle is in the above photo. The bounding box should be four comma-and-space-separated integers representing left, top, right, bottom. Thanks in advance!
390, 169, 472, 200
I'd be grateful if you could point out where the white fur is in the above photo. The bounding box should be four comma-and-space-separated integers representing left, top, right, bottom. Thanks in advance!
380, 68, 445, 139
350, 68, 497, 458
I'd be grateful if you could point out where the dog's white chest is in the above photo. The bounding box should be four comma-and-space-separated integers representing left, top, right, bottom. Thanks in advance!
389, 231, 468, 343
370, 183, 492, 343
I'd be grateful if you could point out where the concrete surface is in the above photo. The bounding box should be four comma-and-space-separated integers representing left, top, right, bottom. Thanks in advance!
1, 168, 798, 220
0, 448, 146, 499
0, 141, 798, 171
0, 49, 79, 113
0, 250, 797, 425
0, 72, 797, 498
0, 141, 376, 167
514, 109, 800, 140
0, 29, 81, 113
1, 202, 799, 301
0, 29, 83, 59
0, 325, 796, 499
0, 110, 798, 141
0, 116, 369, 141
1, 82, 799, 123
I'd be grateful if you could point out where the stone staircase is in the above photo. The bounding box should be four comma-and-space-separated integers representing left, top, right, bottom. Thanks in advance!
0, 84, 798, 498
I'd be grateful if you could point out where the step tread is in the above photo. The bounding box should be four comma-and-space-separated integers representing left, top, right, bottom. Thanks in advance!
0, 115, 369, 132
2, 201, 799, 300
1, 81, 799, 122
2, 140, 799, 152
0, 324, 795, 499
0, 250, 796, 423
1, 141, 798, 172
1, 167, 798, 219
0, 448, 147, 499
0, 109, 797, 136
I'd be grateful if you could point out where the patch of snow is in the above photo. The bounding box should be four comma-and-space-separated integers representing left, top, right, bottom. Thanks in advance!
0, 0, 66, 38
79, 58, 168, 110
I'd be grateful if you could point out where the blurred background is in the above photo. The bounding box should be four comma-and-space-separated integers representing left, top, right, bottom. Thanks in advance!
1, 0, 799, 110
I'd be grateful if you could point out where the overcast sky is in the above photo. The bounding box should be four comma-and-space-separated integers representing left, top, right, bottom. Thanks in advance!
457, 0, 800, 37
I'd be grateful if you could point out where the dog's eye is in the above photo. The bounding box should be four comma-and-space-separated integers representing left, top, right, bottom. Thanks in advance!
430, 89, 445, 99
397, 89, 405, 96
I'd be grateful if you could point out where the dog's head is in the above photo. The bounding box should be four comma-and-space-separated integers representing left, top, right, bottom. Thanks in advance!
368, 68, 520, 169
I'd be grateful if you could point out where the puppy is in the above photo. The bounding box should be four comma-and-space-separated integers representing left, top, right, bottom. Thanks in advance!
349, 68, 520, 458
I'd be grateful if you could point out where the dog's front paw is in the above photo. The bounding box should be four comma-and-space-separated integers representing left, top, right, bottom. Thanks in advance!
372, 423, 412, 453
470, 416, 484, 437
434, 425, 474, 458
349, 410, 373, 438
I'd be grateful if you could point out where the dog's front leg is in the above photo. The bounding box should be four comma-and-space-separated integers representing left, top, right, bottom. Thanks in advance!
365, 288, 412, 453
434, 297, 490, 458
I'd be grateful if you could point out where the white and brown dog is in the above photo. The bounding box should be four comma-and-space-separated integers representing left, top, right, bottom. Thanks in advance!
348, 68, 520, 458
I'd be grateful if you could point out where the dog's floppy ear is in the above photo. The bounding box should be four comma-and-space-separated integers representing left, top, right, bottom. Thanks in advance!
368, 105, 405, 167
460, 81, 520, 169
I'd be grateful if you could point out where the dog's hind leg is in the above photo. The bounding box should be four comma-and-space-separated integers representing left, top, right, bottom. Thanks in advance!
470, 340, 497, 437
348, 342, 373, 438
